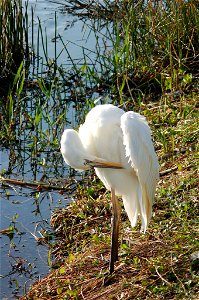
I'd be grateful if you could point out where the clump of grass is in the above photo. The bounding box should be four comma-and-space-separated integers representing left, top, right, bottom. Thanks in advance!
111, 0, 199, 100
62, 0, 199, 102
0, 0, 30, 95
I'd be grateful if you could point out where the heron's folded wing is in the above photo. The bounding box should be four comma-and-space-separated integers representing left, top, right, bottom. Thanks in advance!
121, 111, 159, 231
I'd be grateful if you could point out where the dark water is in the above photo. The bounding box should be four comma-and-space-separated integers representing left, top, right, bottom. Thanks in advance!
0, 148, 70, 299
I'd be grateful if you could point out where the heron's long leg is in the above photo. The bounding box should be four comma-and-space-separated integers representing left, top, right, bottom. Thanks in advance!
109, 188, 121, 274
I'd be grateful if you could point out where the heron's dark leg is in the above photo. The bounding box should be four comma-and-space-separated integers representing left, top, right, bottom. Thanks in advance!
109, 188, 121, 274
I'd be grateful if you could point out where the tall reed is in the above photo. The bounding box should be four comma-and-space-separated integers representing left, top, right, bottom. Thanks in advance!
0, 0, 29, 95
63, 0, 199, 101
108, 0, 199, 99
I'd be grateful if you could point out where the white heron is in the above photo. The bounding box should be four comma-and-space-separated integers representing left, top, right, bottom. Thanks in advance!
60, 104, 159, 275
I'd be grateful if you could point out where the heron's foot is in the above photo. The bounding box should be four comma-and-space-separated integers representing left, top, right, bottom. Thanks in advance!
102, 270, 114, 286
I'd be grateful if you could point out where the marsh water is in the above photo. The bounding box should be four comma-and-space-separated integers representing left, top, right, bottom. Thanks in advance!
0, 1, 108, 298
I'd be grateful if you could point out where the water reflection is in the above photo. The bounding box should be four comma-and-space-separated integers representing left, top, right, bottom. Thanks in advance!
0, 180, 69, 298
26, 0, 112, 67
0, 109, 75, 299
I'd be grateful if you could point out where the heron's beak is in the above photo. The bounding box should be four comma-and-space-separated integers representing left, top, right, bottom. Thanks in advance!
84, 159, 123, 169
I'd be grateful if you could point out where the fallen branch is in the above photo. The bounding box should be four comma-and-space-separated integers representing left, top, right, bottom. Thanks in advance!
0, 176, 72, 192
159, 166, 178, 177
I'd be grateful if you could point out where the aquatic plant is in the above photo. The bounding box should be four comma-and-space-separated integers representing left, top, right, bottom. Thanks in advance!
0, 0, 30, 95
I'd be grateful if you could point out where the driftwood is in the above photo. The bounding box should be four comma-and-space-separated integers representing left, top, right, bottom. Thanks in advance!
0, 176, 72, 192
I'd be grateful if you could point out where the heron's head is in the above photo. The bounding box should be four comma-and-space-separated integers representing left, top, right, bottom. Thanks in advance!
60, 129, 90, 171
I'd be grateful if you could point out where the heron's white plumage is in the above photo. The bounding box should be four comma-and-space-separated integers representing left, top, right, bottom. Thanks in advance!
61, 129, 92, 170
61, 104, 159, 232
121, 111, 159, 230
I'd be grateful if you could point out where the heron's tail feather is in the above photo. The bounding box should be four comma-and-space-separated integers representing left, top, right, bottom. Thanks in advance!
122, 189, 140, 230
122, 185, 150, 233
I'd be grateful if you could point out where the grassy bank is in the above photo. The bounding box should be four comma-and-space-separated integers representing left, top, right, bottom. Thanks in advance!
21, 92, 199, 299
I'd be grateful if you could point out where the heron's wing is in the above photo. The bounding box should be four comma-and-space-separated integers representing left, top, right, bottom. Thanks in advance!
121, 111, 159, 231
